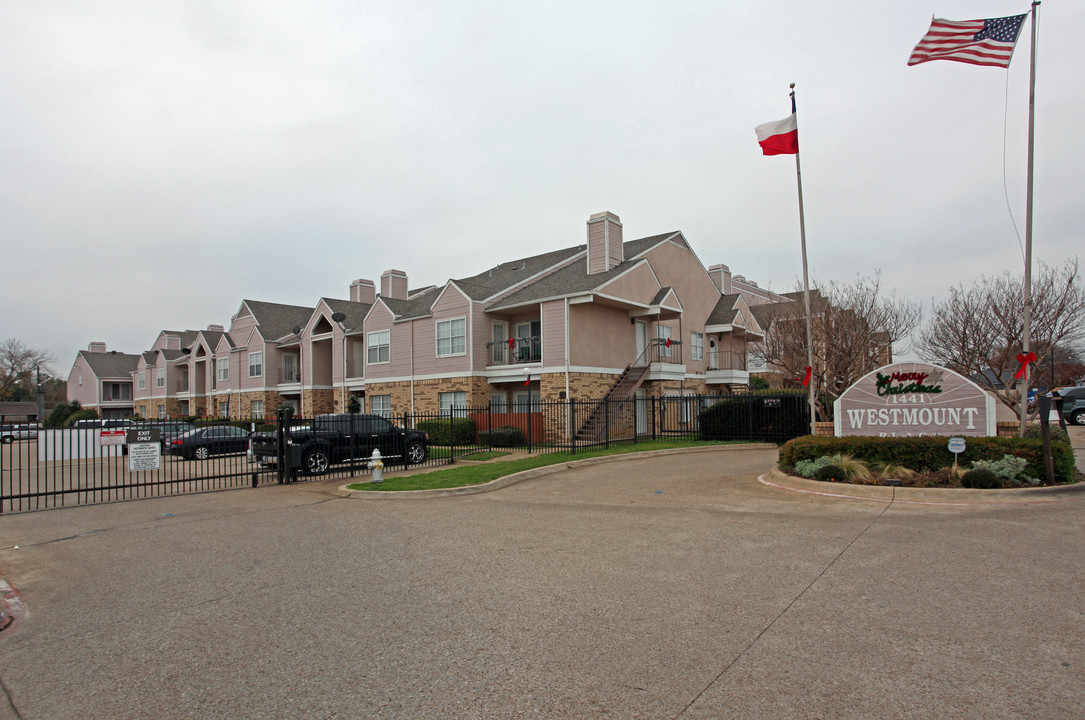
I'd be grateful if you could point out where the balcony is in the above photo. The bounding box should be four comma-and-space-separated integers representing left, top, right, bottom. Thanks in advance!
279, 368, 300, 384
706, 349, 750, 385
487, 336, 542, 367
175, 379, 189, 393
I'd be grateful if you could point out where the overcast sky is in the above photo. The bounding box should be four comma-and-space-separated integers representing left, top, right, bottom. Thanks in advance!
2, 1, 1081, 378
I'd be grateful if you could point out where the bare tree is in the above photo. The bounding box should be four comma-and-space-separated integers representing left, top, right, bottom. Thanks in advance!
0, 338, 55, 401
917, 259, 1085, 419
755, 272, 922, 419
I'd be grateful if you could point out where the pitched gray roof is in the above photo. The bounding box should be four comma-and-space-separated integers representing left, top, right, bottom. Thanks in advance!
161, 330, 200, 348
452, 246, 586, 301
322, 298, 372, 332
78, 350, 141, 379
241, 300, 315, 341
707, 294, 743, 326
379, 286, 443, 321
487, 233, 681, 311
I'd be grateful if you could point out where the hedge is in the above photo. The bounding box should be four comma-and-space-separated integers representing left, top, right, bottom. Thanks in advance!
478, 425, 526, 447
416, 417, 477, 445
779, 435, 1076, 483
698, 390, 818, 440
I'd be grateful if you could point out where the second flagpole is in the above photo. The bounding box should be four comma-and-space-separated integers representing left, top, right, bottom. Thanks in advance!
791, 83, 817, 437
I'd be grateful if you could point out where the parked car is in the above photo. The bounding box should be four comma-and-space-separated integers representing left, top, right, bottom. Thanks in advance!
249, 413, 428, 475
0, 423, 39, 444
139, 421, 197, 447
73, 419, 133, 430
1051, 385, 1085, 425
168, 425, 251, 460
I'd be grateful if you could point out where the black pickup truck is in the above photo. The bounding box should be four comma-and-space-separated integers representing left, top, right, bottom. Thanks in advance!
249, 413, 428, 475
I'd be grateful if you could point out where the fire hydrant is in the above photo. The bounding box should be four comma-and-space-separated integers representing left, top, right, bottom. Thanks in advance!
368, 449, 384, 483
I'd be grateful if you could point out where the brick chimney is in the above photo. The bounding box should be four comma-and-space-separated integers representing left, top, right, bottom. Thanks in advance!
708, 264, 733, 294
350, 278, 376, 304
586, 211, 623, 275
380, 270, 408, 300
88, 341, 107, 353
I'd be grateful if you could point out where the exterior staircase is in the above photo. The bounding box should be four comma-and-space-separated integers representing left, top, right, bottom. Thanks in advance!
574, 363, 650, 442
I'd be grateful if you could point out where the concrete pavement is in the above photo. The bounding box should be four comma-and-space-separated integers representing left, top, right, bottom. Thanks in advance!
0, 446, 1082, 719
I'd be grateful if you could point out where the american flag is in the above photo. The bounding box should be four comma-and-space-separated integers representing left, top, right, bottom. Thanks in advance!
908, 14, 1026, 68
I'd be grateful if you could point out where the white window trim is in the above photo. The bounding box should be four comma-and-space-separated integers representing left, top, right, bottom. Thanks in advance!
691, 332, 704, 361
248, 351, 263, 378
367, 330, 390, 365
435, 317, 467, 358
138, 371, 146, 390
370, 394, 392, 418
216, 358, 229, 381
156, 368, 165, 387
438, 391, 468, 417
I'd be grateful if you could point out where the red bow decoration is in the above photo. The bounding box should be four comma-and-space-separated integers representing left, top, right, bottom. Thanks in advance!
507, 337, 515, 350
524, 377, 530, 387
802, 366, 812, 387
1014, 351, 1037, 379
665, 338, 671, 348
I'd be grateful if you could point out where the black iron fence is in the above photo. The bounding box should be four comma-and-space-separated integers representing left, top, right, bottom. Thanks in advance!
2, 392, 811, 513
0, 419, 276, 514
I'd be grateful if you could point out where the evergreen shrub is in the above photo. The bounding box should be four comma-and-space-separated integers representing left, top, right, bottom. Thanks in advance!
417, 417, 477, 445
815, 465, 847, 482
478, 425, 526, 447
961, 468, 1003, 489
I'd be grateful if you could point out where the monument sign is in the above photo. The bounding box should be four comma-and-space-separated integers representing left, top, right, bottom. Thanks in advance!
834, 362, 996, 437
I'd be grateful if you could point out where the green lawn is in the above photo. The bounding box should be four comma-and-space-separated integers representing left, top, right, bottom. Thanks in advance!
348, 439, 745, 492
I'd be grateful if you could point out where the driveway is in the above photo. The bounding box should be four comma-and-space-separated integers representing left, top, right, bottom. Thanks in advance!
0, 447, 1082, 719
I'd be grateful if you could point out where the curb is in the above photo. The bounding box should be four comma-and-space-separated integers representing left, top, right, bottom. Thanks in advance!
334, 443, 778, 499
758, 467, 1085, 506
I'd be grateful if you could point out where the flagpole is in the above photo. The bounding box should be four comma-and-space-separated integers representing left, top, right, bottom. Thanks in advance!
1019, 0, 1039, 437
790, 83, 817, 437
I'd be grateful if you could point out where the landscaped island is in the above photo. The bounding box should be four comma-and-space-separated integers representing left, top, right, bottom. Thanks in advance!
779, 432, 1078, 488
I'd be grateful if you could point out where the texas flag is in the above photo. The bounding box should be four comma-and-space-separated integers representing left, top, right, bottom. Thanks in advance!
755, 113, 798, 155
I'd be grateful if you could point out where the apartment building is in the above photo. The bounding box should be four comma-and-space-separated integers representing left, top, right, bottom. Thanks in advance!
80, 210, 798, 421
66, 342, 141, 418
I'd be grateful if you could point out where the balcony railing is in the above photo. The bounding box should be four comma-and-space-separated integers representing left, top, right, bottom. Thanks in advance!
633, 338, 684, 367
486, 336, 542, 366
708, 349, 747, 371
280, 368, 300, 383
175, 380, 189, 392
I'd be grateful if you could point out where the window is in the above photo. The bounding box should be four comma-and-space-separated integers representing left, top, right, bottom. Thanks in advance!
439, 391, 467, 417
138, 371, 146, 390
156, 368, 165, 387
490, 392, 507, 413
367, 331, 390, 364
691, 332, 704, 361
436, 318, 467, 357
512, 391, 540, 413
218, 399, 229, 418
370, 395, 391, 418
251, 400, 264, 419
216, 358, 229, 381
491, 322, 508, 364
658, 326, 673, 358
157, 404, 166, 419
248, 352, 263, 378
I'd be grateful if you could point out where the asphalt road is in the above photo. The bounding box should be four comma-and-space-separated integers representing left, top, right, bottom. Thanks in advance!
1, 447, 1083, 719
